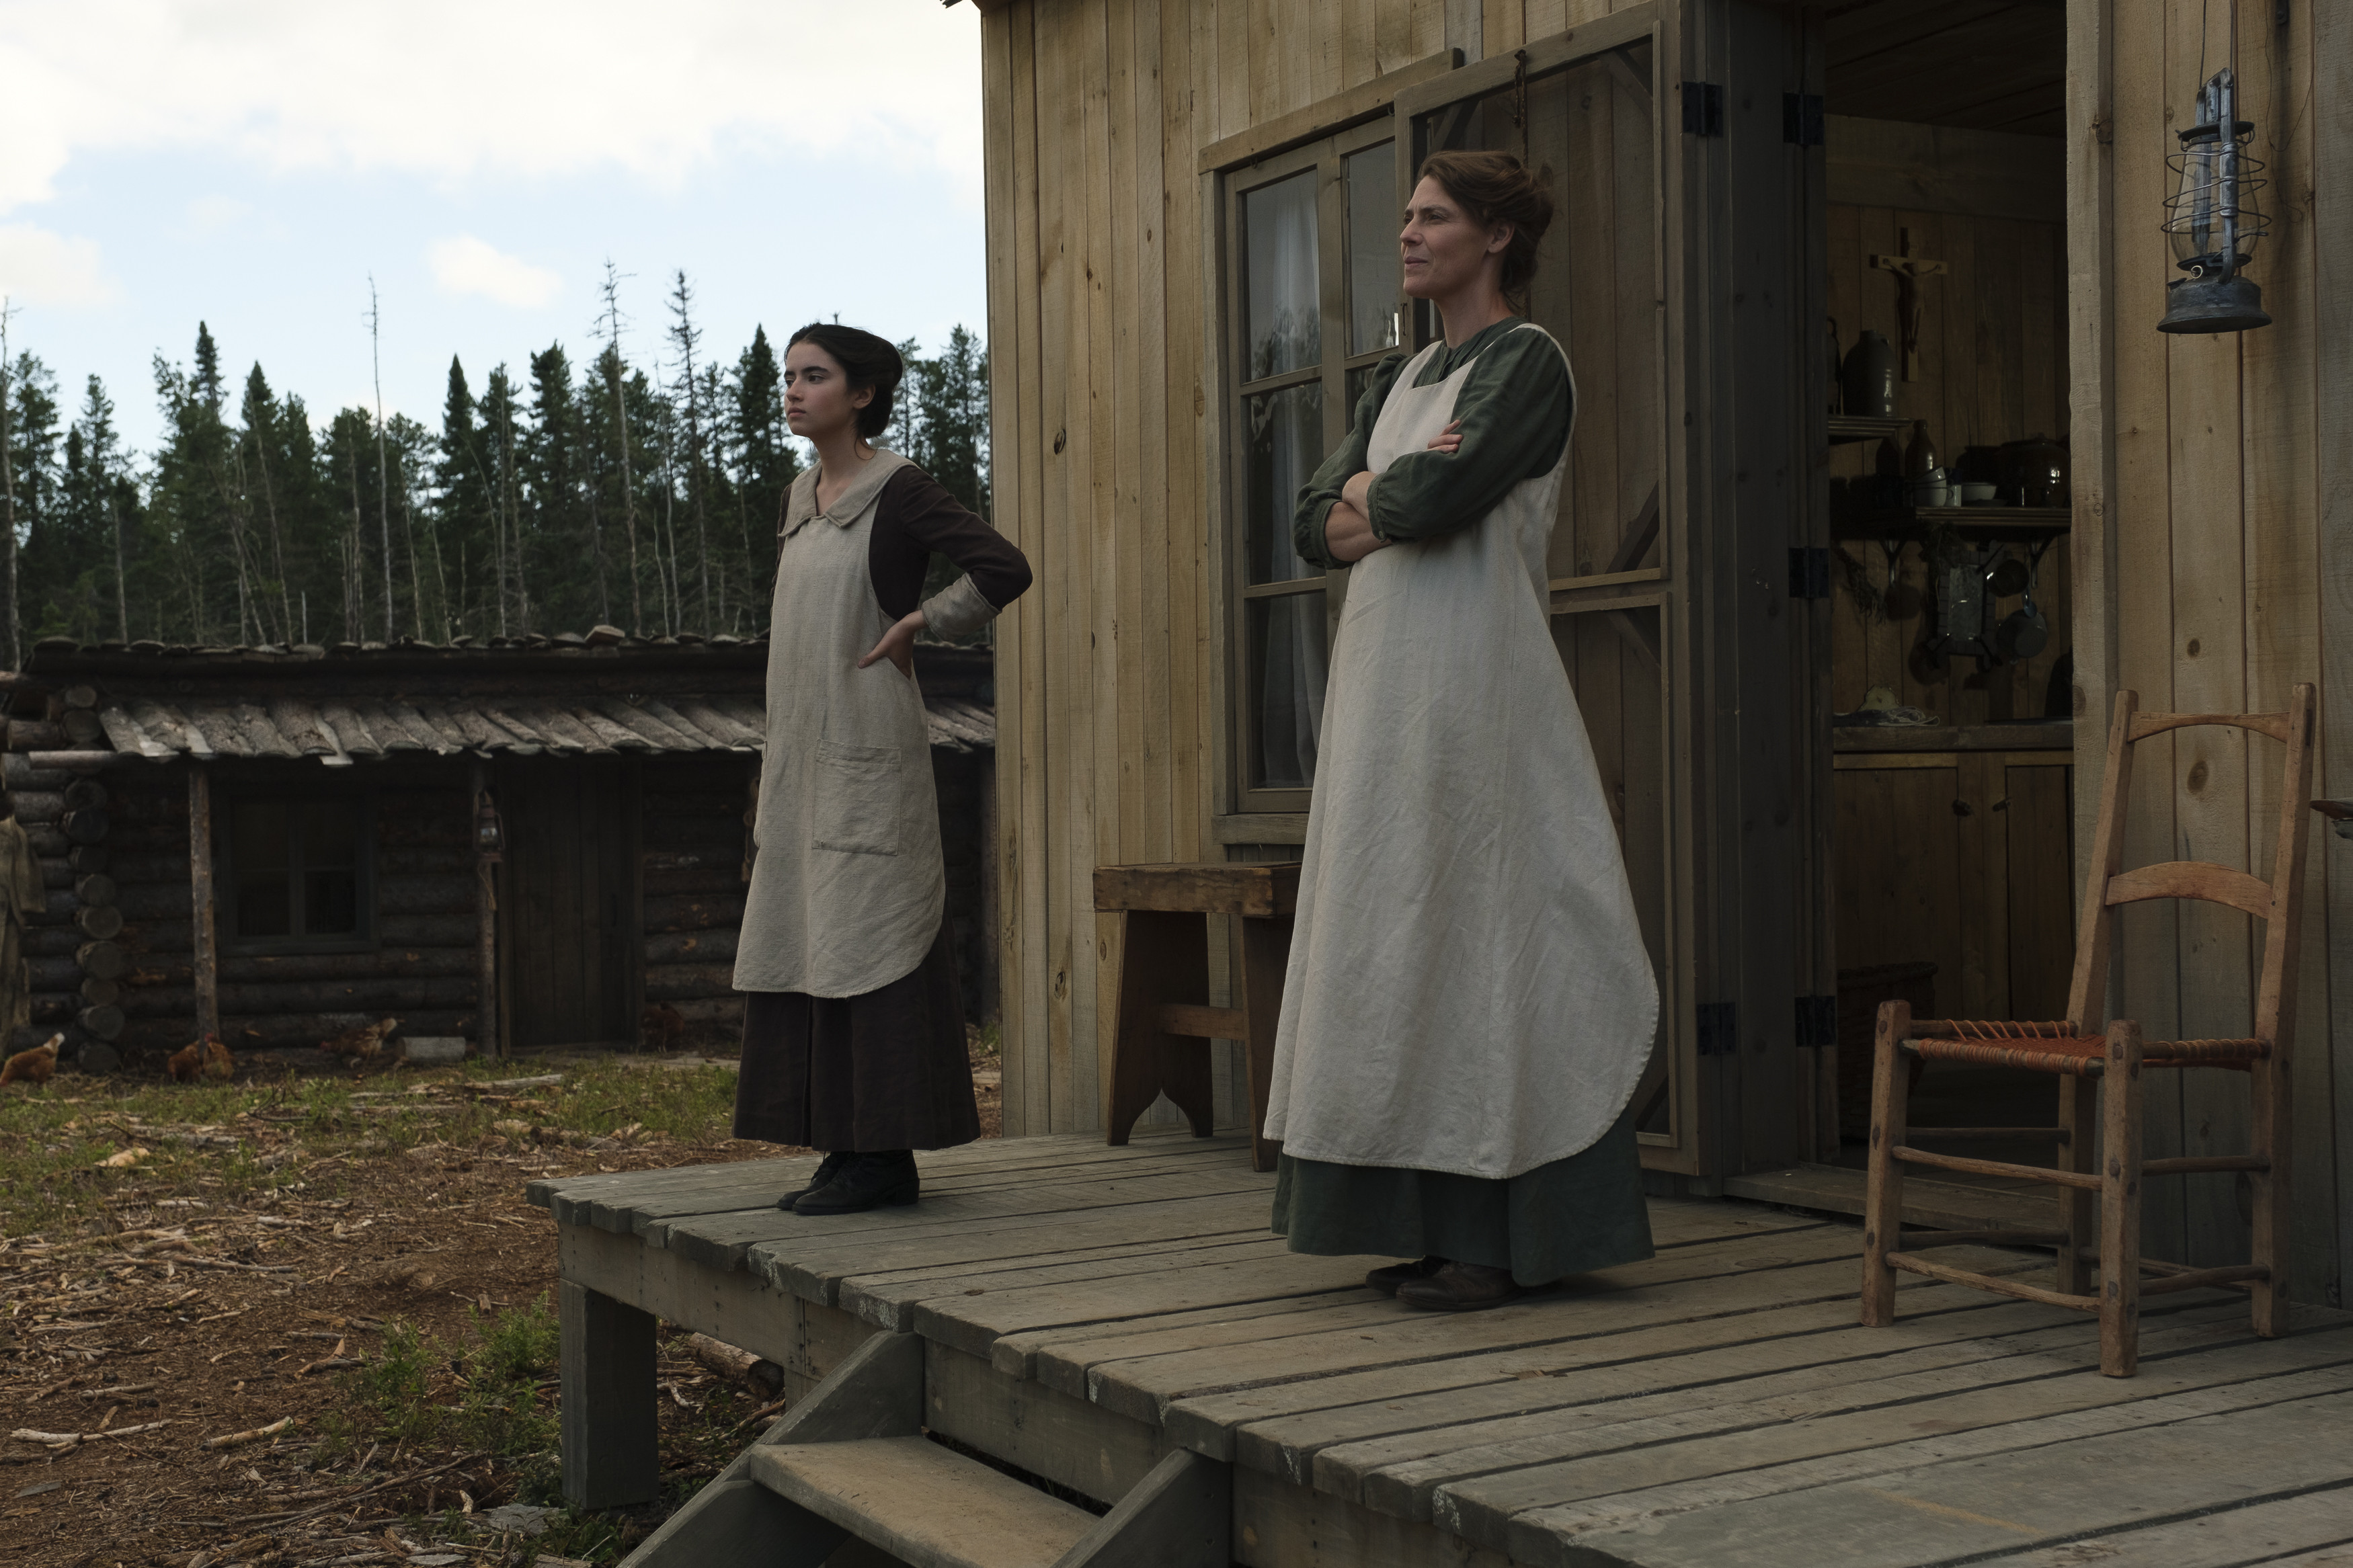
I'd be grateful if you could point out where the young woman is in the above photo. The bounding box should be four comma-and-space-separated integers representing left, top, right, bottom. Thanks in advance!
732, 323, 1031, 1215
1262, 151, 1660, 1311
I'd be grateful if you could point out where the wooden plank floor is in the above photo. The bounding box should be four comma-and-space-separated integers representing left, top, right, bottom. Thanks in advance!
531, 1131, 2353, 1568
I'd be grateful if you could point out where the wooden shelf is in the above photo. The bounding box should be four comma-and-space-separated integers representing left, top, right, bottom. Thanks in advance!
1828, 414, 1913, 446
1833, 720, 2074, 754
1839, 506, 2072, 544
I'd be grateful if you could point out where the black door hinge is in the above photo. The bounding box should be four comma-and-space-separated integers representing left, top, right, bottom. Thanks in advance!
1681, 81, 1724, 137
1788, 545, 1830, 600
1697, 1001, 1738, 1057
1795, 994, 1837, 1048
1783, 92, 1825, 147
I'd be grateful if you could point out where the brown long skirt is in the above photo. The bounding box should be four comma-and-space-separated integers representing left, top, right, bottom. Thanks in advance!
732, 917, 980, 1152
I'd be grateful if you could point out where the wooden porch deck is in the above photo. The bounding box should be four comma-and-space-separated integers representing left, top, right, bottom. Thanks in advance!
530, 1130, 2353, 1568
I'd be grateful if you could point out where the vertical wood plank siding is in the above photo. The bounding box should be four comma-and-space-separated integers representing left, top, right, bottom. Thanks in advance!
2074, 0, 2346, 1303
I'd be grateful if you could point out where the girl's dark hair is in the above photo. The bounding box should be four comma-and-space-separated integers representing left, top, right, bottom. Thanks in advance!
1417, 150, 1556, 301
787, 322, 904, 441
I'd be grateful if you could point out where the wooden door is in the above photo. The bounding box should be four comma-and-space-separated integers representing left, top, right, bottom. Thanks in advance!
1393, 0, 1820, 1176
497, 757, 642, 1051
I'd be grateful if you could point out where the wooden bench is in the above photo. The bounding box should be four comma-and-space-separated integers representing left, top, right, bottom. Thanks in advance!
1092, 863, 1299, 1173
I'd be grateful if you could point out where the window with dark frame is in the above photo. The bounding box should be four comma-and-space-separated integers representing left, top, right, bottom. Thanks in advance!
1224, 122, 1402, 813
226, 798, 372, 947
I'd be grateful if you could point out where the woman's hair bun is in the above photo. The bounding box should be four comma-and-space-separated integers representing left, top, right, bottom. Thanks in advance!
787, 322, 905, 440
1417, 150, 1556, 298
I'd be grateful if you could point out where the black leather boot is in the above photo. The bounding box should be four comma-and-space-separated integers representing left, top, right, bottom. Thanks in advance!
1364, 1256, 1445, 1296
1394, 1261, 1523, 1312
776, 1151, 849, 1210
793, 1151, 920, 1215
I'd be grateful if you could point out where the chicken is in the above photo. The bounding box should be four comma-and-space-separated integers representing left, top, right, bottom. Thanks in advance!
640, 1003, 686, 1053
168, 1034, 236, 1083
319, 1017, 399, 1063
0, 1033, 63, 1087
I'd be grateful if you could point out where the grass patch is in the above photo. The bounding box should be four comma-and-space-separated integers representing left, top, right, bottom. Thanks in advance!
315, 1294, 565, 1463
0, 1054, 744, 1242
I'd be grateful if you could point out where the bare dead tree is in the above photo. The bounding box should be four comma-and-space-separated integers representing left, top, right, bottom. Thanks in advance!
368, 278, 393, 642
598, 262, 644, 632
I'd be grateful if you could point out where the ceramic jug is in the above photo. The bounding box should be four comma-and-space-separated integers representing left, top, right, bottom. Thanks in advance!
1841, 330, 1897, 418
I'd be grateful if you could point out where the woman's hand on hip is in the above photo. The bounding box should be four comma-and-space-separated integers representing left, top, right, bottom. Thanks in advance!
859, 609, 927, 676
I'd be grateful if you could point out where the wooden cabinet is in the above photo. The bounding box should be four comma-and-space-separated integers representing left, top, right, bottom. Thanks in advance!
1833, 731, 2075, 1024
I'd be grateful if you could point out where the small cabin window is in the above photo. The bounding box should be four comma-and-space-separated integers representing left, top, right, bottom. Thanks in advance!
1223, 122, 1402, 813
225, 797, 374, 948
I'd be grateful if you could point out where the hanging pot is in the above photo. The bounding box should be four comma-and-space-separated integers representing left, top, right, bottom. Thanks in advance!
1997, 436, 2071, 507
1841, 330, 1898, 419
1995, 572, 2050, 663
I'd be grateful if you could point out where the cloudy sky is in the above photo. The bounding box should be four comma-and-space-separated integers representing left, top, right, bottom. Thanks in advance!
0, 0, 989, 451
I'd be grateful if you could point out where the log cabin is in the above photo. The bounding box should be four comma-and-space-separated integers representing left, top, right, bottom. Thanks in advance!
964, 0, 2353, 1311
0, 636, 998, 1068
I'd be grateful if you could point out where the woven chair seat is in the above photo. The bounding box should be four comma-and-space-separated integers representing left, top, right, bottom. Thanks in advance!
1909, 1019, 2266, 1075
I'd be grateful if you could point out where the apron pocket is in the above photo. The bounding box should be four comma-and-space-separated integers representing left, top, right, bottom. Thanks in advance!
813, 740, 903, 857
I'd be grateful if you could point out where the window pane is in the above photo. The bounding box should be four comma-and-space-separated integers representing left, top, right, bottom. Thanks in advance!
1415, 48, 1661, 583
301, 803, 360, 868
1345, 364, 1376, 422
1247, 592, 1328, 790
232, 804, 291, 938
1245, 384, 1326, 586
237, 876, 292, 938
1345, 142, 1400, 355
305, 870, 360, 936
1244, 171, 1321, 379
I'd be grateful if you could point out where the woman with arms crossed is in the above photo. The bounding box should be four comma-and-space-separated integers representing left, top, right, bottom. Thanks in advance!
733, 323, 1031, 1215
1263, 152, 1659, 1311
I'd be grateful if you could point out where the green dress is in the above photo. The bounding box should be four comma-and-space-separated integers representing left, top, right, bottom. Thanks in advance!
1275, 317, 1654, 1286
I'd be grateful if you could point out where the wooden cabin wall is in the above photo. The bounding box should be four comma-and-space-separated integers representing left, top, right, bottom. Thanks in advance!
981, 0, 1654, 1135
104, 766, 479, 1057
2071, 0, 2349, 1304
639, 756, 751, 1044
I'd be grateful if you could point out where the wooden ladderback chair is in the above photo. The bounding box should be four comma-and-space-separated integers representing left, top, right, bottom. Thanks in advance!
1859, 684, 2316, 1376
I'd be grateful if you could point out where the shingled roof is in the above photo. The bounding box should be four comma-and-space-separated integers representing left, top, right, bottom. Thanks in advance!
11, 632, 996, 762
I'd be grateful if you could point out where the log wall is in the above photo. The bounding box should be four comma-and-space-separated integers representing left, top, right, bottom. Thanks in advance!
638, 755, 752, 1040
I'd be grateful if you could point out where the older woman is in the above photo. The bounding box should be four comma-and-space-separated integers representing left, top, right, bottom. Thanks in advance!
733, 323, 1031, 1215
1263, 151, 1659, 1311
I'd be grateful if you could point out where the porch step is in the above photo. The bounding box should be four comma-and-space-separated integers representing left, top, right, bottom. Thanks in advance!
747, 1435, 1098, 1568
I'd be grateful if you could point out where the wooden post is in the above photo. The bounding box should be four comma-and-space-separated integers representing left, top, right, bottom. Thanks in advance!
1235, 914, 1289, 1173
1858, 999, 1911, 1326
2249, 684, 2315, 1338
559, 1276, 658, 1509
2099, 1020, 2144, 1378
472, 760, 500, 1061
2055, 1074, 2099, 1297
188, 762, 218, 1044
978, 746, 1000, 1026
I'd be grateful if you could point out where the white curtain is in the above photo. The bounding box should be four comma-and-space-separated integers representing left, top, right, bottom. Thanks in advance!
1246, 172, 1328, 789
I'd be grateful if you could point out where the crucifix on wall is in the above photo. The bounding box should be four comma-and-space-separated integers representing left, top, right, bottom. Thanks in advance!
1870, 228, 1948, 382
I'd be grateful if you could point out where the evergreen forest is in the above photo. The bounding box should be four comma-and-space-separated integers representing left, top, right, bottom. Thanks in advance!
0, 274, 990, 665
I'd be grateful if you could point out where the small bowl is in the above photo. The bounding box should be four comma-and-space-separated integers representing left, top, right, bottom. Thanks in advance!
1956, 481, 1999, 505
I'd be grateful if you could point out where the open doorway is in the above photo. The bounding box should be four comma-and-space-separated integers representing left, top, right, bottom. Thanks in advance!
1817, 2, 2075, 1181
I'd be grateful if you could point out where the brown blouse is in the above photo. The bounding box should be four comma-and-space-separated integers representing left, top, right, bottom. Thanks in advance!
859, 466, 1032, 621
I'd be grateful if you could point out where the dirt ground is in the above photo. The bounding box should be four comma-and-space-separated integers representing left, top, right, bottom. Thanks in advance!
0, 1046, 1003, 1567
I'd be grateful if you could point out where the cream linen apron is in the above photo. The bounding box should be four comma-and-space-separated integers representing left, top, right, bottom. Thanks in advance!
733, 451, 946, 998
1261, 325, 1659, 1180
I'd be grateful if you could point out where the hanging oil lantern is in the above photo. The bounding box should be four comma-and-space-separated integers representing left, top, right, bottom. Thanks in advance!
2159, 65, 2271, 333
475, 789, 506, 864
